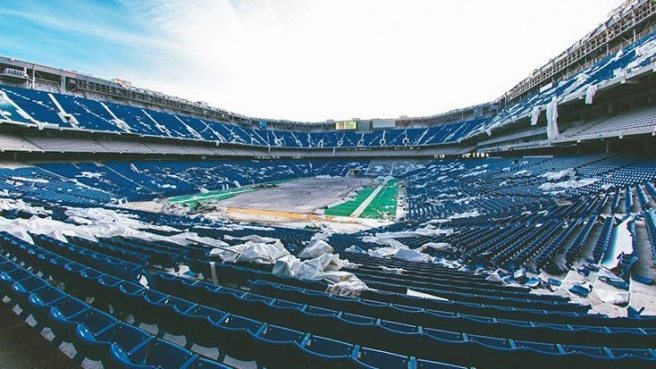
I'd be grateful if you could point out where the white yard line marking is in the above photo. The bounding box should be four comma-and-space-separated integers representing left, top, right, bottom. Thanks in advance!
351, 180, 387, 217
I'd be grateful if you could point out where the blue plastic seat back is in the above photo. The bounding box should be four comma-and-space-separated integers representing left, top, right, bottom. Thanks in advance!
73, 309, 118, 334
416, 359, 468, 369
51, 296, 90, 318
355, 347, 409, 369
129, 338, 196, 369
257, 324, 305, 344
220, 314, 261, 333
12, 275, 48, 295
100, 322, 153, 354
303, 336, 354, 358
29, 286, 66, 306
339, 312, 377, 327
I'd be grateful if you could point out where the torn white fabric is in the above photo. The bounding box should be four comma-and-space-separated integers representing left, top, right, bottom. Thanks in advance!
530, 106, 540, 126
299, 239, 334, 259
379, 266, 405, 274
585, 84, 598, 104
0, 205, 228, 250
344, 245, 366, 254
0, 197, 52, 216
395, 248, 433, 263
539, 168, 576, 181
325, 280, 369, 296
514, 170, 533, 177
406, 289, 449, 301
224, 234, 280, 244
448, 210, 481, 220
461, 170, 487, 178
485, 270, 505, 282
362, 236, 407, 249
417, 242, 453, 253
538, 178, 599, 192
546, 98, 560, 140
273, 253, 369, 294
366, 242, 435, 263
210, 240, 290, 264
367, 228, 454, 241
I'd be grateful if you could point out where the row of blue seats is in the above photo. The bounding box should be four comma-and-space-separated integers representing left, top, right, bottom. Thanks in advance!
340, 266, 580, 310
72, 236, 179, 270
183, 254, 625, 327
0, 254, 231, 369
145, 272, 656, 369
247, 278, 656, 347
186, 252, 586, 314
0, 84, 484, 149
33, 159, 369, 203
29, 233, 143, 281
0, 231, 465, 369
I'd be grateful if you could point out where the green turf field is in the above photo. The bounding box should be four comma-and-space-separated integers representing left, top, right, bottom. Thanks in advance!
360, 179, 399, 219
323, 186, 375, 216
324, 179, 399, 219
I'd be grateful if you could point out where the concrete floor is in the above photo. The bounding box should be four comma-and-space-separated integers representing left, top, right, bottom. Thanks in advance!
0, 303, 79, 369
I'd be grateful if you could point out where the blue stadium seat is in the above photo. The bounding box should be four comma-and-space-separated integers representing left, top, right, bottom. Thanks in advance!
353, 347, 410, 369
295, 336, 356, 369
214, 314, 262, 361
108, 338, 198, 369
252, 324, 306, 369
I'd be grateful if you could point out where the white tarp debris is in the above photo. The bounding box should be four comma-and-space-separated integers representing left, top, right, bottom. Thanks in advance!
417, 242, 453, 253
0, 197, 52, 216
461, 170, 487, 178
366, 240, 435, 263
78, 172, 103, 179
368, 228, 454, 241
210, 240, 290, 264
213, 229, 367, 296
0, 205, 226, 249
406, 289, 449, 301
539, 178, 599, 192
394, 248, 433, 263
224, 234, 279, 244
298, 239, 334, 259
273, 253, 369, 295
514, 170, 532, 177
585, 84, 598, 104
539, 168, 576, 181
546, 98, 560, 140
530, 106, 540, 126
379, 266, 405, 274
485, 270, 505, 282
344, 245, 366, 254
448, 210, 481, 220
215, 224, 275, 232
362, 236, 407, 249
326, 280, 369, 296
9, 176, 49, 184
